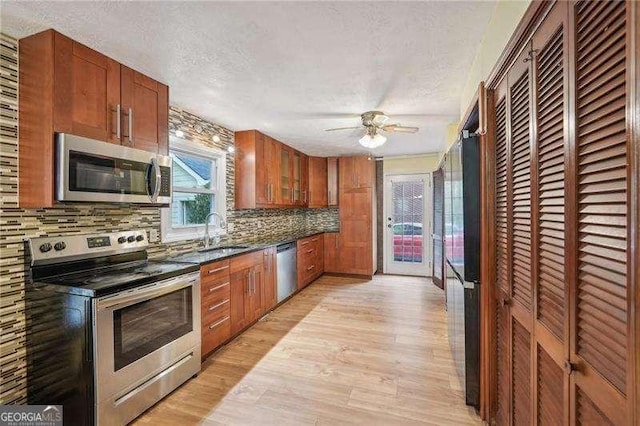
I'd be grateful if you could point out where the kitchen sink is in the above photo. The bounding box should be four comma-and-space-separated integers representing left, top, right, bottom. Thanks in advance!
197, 245, 250, 253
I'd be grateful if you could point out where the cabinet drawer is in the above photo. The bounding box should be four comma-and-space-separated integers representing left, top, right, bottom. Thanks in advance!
230, 251, 262, 273
201, 259, 230, 281
201, 276, 231, 300
202, 297, 230, 326
300, 245, 318, 258
302, 262, 319, 280
202, 314, 231, 356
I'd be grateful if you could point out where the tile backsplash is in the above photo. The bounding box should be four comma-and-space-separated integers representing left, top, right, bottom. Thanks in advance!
0, 33, 337, 403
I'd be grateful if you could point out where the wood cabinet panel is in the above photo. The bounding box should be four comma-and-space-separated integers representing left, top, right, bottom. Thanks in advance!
339, 156, 375, 190
230, 268, 249, 335
229, 251, 265, 336
297, 235, 324, 288
262, 247, 277, 311
324, 233, 339, 273
120, 66, 168, 154
338, 187, 374, 276
327, 157, 339, 206
53, 32, 120, 144
200, 261, 231, 357
308, 157, 328, 208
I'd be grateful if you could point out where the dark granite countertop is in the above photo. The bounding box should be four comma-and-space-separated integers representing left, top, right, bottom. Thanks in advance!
165, 228, 339, 266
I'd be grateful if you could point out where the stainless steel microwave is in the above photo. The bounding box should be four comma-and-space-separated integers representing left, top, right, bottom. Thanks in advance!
56, 133, 172, 205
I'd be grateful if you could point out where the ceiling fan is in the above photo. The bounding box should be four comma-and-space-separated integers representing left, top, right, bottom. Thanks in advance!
324, 111, 419, 149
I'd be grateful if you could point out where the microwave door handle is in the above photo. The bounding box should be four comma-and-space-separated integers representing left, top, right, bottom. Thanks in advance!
148, 157, 162, 202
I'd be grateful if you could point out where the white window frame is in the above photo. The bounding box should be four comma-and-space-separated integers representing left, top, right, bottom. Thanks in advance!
161, 136, 227, 243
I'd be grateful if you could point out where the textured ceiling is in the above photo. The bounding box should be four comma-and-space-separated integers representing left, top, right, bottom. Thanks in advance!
1, 1, 495, 157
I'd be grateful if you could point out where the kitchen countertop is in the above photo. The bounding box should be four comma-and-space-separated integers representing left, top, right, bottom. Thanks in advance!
165, 228, 338, 266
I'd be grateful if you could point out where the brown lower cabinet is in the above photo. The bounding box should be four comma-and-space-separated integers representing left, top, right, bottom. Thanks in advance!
200, 259, 231, 357
297, 234, 324, 289
201, 241, 325, 359
229, 251, 264, 335
262, 247, 277, 311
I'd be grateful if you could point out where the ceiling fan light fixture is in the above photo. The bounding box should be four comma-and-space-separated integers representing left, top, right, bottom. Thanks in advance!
359, 132, 387, 149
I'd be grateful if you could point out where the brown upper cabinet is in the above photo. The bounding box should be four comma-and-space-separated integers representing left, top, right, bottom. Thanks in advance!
120, 66, 169, 154
339, 156, 375, 189
18, 29, 169, 208
235, 130, 309, 209
327, 157, 339, 206
308, 157, 328, 208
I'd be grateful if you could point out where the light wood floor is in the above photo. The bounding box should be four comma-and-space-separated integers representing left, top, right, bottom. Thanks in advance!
135, 274, 481, 425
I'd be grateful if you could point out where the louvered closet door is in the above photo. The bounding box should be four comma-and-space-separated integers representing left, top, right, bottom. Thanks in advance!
509, 46, 534, 426
531, 3, 569, 425
570, 1, 630, 424
493, 42, 535, 425
494, 77, 511, 426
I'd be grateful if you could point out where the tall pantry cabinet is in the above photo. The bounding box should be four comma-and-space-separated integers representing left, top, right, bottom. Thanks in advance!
325, 156, 377, 276
489, 1, 639, 425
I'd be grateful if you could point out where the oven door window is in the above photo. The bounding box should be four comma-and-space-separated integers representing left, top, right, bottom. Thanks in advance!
69, 151, 149, 195
113, 287, 193, 371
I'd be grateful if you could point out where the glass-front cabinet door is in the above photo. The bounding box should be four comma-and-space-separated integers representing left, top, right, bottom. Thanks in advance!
292, 151, 301, 204
279, 147, 291, 203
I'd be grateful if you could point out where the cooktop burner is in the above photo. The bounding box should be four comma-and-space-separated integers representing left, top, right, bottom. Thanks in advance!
37, 260, 199, 296
28, 231, 199, 297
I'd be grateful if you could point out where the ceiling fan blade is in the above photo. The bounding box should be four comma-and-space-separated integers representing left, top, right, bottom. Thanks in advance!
324, 126, 362, 132
382, 124, 419, 133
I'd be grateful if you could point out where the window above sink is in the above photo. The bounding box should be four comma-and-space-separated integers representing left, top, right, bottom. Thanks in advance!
161, 136, 228, 243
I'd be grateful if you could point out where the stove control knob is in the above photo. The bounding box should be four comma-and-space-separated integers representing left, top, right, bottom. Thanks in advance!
39, 243, 52, 253
127, 235, 136, 243
54, 242, 66, 251
135, 235, 144, 242
117, 236, 127, 244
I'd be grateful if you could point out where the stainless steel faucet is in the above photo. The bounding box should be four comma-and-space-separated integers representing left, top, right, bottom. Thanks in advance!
203, 212, 227, 248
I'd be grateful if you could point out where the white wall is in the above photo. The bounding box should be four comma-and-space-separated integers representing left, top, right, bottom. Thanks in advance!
459, 0, 532, 117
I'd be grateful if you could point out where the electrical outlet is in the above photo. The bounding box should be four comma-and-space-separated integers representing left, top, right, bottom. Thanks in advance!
148, 229, 159, 243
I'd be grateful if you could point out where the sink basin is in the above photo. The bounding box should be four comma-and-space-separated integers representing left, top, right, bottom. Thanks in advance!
197, 245, 250, 253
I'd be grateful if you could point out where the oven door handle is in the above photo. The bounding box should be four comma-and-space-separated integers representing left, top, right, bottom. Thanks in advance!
96, 272, 199, 311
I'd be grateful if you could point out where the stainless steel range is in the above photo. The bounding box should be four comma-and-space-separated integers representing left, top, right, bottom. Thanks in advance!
26, 231, 201, 426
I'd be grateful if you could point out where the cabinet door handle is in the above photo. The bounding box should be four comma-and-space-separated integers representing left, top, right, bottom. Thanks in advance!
306, 249, 313, 253
311, 238, 318, 242
300, 241, 309, 246
128, 108, 134, 143
208, 298, 229, 311
207, 265, 229, 275
114, 104, 121, 139
208, 281, 230, 292
209, 316, 229, 330
307, 265, 315, 271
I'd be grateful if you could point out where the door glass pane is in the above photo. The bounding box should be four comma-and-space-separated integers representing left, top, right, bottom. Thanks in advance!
280, 149, 290, 200
113, 287, 193, 371
293, 153, 301, 202
392, 180, 424, 263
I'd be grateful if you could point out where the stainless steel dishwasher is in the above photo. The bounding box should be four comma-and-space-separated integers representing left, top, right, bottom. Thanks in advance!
276, 242, 297, 302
